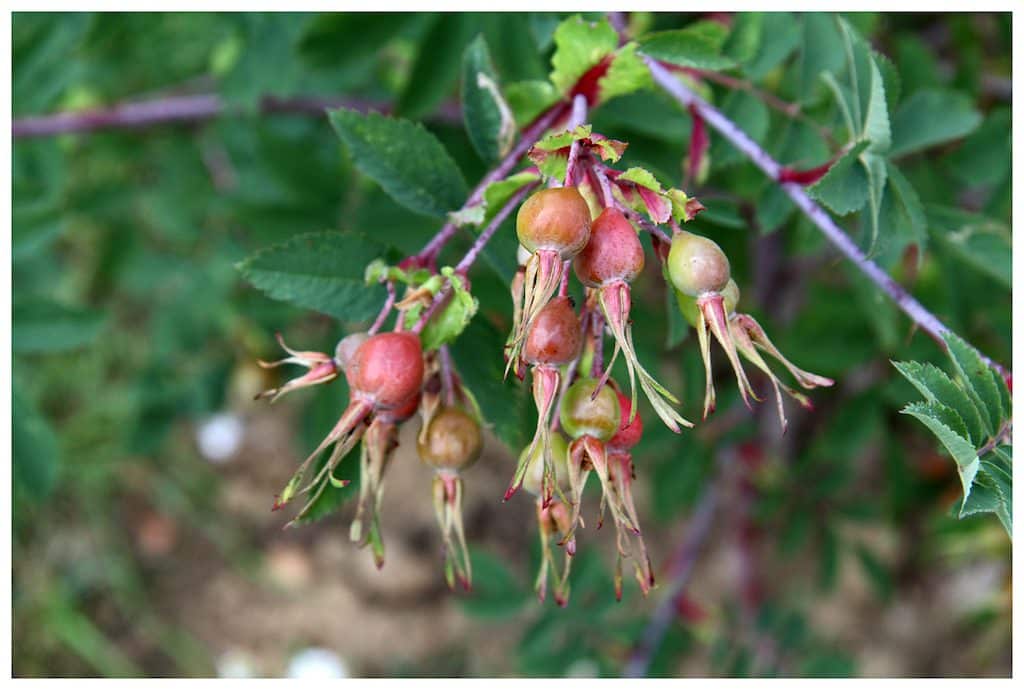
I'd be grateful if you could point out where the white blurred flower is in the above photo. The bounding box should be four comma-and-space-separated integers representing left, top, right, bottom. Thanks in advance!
196, 412, 244, 463
287, 647, 349, 679
217, 648, 255, 678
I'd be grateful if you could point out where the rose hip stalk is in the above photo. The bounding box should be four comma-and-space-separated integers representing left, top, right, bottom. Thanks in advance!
418, 405, 483, 591
505, 187, 591, 378
575, 208, 692, 433
559, 377, 639, 558
605, 391, 654, 600
505, 296, 582, 505
519, 434, 573, 606
267, 331, 425, 567
667, 230, 757, 418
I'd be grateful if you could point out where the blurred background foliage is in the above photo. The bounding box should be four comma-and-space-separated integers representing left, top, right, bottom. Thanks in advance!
12, 11, 1011, 678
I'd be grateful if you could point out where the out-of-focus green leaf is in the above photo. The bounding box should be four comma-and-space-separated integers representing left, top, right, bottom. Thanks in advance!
237, 231, 388, 322
398, 13, 478, 119
329, 108, 468, 218
710, 90, 769, 168
890, 89, 982, 157
808, 140, 869, 215
743, 12, 800, 80
798, 13, 845, 103
13, 383, 60, 500
460, 548, 530, 618
461, 35, 515, 164
638, 21, 734, 70
13, 300, 105, 354
947, 107, 1011, 188
927, 206, 1011, 288
723, 12, 762, 63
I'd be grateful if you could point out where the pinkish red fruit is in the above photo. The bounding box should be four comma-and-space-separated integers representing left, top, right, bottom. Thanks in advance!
523, 296, 582, 367
348, 332, 424, 409
573, 208, 645, 287
516, 187, 592, 259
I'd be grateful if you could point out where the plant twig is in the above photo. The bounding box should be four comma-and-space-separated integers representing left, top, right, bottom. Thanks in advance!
416, 102, 570, 265
643, 56, 1009, 378
12, 93, 461, 138
623, 448, 735, 678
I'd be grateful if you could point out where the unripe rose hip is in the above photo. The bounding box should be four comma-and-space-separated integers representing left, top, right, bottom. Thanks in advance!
559, 378, 622, 442
417, 406, 483, 472
573, 208, 645, 287
349, 332, 424, 408
523, 296, 582, 366
667, 230, 731, 297
520, 433, 570, 497
516, 187, 592, 259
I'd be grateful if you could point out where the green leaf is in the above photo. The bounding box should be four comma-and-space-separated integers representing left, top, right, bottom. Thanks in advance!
638, 21, 735, 70
549, 15, 618, 95
237, 231, 388, 322
461, 35, 515, 164
861, 152, 887, 251
598, 42, 653, 103
901, 401, 979, 501
893, 360, 986, 446
504, 80, 560, 127
798, 13, 845, 103
808, 140, 870, 215
947, 106, 1010, 188
413, 268, 479, 352
397, 13, 477, 119
13, 300, 105, 354
481, 171, 542, 226
876, 161, 926, 267
723, 12, 762, 64
710, 90, 769, 168
459, 548, 529, 618
743, 12, 800, 80
943, 332, 1006, 437
329, 108, 468, 218
926, 206, 1011, 288
13, 383, 59, 500
890, 89, 982, 157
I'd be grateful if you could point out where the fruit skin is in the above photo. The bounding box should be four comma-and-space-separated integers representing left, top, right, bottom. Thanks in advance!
609, 390, 643, 450
560, 378, 622, 442
348, 332, 424, 408
573, 208, 645, 287
523, 296, 582, 366
519, 433, 570, 497
417, 406, 483, 472
666, 230, 731, 297
676, 278, 740, 328
516, 187, 592, 259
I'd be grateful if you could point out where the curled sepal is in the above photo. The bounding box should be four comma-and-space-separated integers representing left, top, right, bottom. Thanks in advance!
256, 333, 338, 403
504, 267, 526, 380
729, 313, 833, 432
609, 451, 654, 600
535, 499, 573, 607
273, 398, 373, 512
350, 419, 399, 569
505, 366, 562, 504
433, 473, 472, 591
561, 435, 639, 550
505, 250, 564, 379
597, 282, 692, 432
283, 423, 365, 528
696, 293, 759, 418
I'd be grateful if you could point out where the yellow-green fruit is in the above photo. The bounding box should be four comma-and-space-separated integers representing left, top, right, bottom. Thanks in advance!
666, 230, 731, 297
519, 434, 570, 497
516, 187, 592, 259
417, 406, 483, 472
559, 378, 621, 442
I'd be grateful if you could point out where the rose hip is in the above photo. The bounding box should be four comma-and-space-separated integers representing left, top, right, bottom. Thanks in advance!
349, 331, 425, 409
417, 406, 483, 473
523, 296, 582, 367
667, 230, 731, 297
516, 187, 592, 259
573, 207, 644, 287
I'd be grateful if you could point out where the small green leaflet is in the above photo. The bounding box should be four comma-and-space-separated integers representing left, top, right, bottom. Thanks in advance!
808, 140, 870, 215
890, 89, 982, 158
926, 206, 1011, 289
894, 332, 1011, 536
329, 108, 468, 218
13, 300, 105, 354
402, 268, 479, 352
13, 383, 60, 500
461, 35, 515, 164
549, 15, 618, 95
638, 21, 736, 70
598, 42, 653, 103
448, 171, 542, 229
237, 231, 388, 322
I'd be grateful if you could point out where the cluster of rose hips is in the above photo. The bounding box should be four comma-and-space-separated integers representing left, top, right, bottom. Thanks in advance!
254, 124, 832, 605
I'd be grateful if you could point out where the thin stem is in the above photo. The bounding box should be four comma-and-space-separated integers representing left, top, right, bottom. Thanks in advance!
590, 307, 605, 379
413, 182, 540, 335
643, 55, 1008, 378
367, 282, 396, 336
417, 102, 570, 264
439, 345, 456, 407
12, 93, 461, 138
558, 261, 571, 297
563, 94, 589, 187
